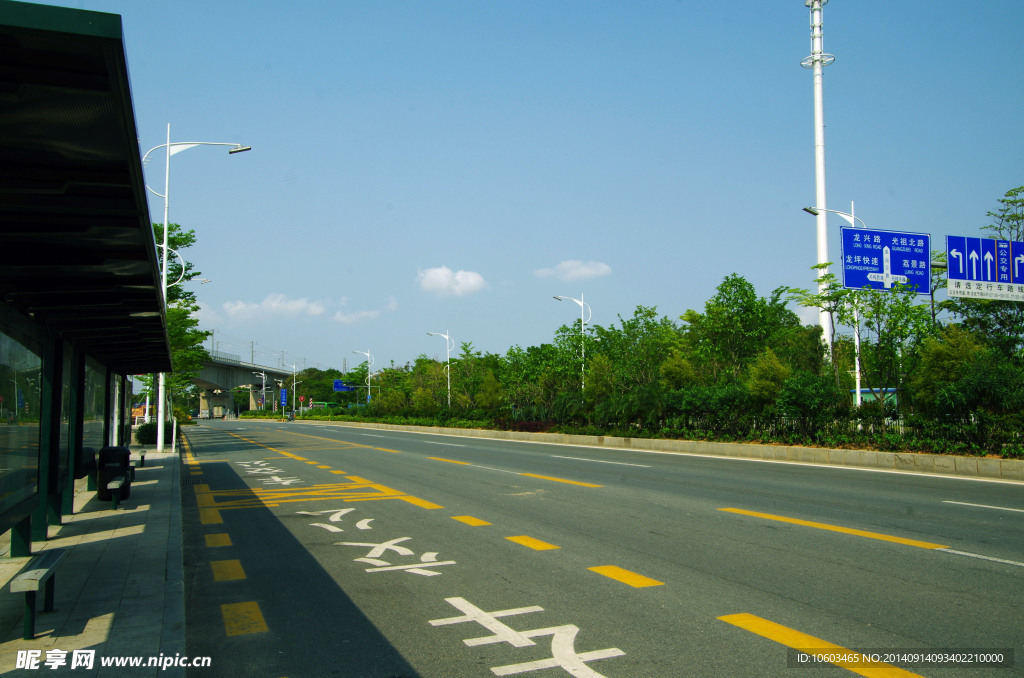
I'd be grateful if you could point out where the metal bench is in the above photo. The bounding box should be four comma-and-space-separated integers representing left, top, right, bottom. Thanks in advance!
107, 475, 127, 509
10, 548, 67, 640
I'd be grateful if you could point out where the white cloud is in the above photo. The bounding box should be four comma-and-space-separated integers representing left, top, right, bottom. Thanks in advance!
222, 293, 326, 321
334, 309, 380, 324
332, 296, 397, 325
417, 266, 487, 296
534, 260, 611, 282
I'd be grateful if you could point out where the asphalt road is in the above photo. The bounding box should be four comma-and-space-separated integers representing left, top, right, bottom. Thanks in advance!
180, 420, 1024, 677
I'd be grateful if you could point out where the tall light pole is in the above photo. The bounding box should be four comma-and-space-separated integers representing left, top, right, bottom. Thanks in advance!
801, 0, 835, 344
427, 330, 455, 407
143, 123, 250, 452
553, 293, 592, 394
353, 350, 374, 404
803, 202, 865, 407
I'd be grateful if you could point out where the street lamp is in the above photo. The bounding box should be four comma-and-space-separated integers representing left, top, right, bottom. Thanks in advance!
802, 202, 864, 407
252, 371, 267, 410
553, 293, 592, 394
142, 123, 250, 453
353, 350, 374, 403
427, 330, 455, 407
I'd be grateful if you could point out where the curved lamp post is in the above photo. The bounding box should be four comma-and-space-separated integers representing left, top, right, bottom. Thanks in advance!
143, 123, 250, 452
553, 293, 592, 394
427, 330, 455, 407
802, 202, 864, 406
352, 350, 374, 403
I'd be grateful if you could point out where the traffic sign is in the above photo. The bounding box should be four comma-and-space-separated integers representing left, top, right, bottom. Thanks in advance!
333, 379, 356, 392
280, 389, 287, 407
946, 235, 1024, 301
841, 227, 931, 293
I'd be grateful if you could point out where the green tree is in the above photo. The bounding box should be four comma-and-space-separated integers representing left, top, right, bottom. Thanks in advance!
836, 282, 933, 410
683, 274, 804, 383
137, 223, 211, 410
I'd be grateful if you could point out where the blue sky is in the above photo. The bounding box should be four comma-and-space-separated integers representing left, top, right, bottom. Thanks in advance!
38, 0, 1024, 372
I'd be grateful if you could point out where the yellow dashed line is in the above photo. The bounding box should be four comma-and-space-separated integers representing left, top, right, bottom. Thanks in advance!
718, 508, 949, 550
210, 559, 246, 582
221, 601, 268, 636
519, 473, 602, 488
506, 535, 559, 551
718, 613, 924, 677
452, 515, 491, 526
588, 565, 664, 588
205, 533, 232, 548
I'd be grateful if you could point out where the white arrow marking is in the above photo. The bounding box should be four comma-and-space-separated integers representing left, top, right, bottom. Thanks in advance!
984, 251, 994, 280
950, 248, 963, 275
1015, 254, 1024, 279
969, 250, 979, 279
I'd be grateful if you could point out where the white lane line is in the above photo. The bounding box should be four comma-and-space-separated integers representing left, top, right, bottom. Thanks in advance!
943, 500, 1024, 513
360, 434, 385, 438
424, 441, 465, 447
552, 455, 650, 468
938, 548, 1024, 568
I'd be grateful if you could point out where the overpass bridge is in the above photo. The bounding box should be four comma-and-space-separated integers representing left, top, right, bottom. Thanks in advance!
194, 351, 295, 417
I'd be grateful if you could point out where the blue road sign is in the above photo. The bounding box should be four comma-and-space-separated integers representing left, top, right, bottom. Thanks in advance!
946, 235, 1024, 301
333, 379, 356, 392
280, 388, 287, 406
841, 227, 931, 293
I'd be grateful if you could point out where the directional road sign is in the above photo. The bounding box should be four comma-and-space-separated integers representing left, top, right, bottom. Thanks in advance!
840, 227, 931, 293
333, 379, 356, 392
280, 388, 287, 407
946, 235, 1024, 302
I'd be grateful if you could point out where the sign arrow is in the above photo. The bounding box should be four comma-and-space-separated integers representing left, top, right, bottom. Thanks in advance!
950, 248, 963, 275
866, 246, 909, 289
1016, 254, 1024, 279
984, 251, 994, 280
969, 250, 979, 279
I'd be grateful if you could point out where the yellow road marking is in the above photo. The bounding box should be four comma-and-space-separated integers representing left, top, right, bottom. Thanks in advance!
221, 601, 268, 636
452, 515, 491, 526
205, 533, 232, 548
718, 613, 924, 677
199, 509, 223, 525
588, 565, 664, 588
195, 478, 440, 510
519, 473, 602, 488
317, 465, 331, 469
430, 456, 470, 465
330, 470, 349, 474
506, 535, 560, 551
211, 559, 246, 581
719, 508, 949, 549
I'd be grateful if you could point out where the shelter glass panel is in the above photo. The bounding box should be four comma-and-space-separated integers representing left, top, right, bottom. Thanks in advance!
83, 357, 106, 451
0, 329, 41, 515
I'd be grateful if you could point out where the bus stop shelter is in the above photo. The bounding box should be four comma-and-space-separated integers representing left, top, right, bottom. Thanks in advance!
1, 1, 171, 554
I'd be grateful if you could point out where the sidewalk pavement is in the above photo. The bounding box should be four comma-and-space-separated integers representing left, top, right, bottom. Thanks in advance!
0, 446, 185, 676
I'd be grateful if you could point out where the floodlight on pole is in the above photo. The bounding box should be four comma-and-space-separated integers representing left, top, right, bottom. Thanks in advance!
802, 201, 865, 407
554, 293, 592, 395
142, 123, 251, 453
427, 331, 455, 407
801, 0, 835, 346
353, 350, 374, 403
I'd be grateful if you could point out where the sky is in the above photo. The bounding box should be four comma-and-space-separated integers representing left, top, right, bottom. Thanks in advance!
34, 0, 1024, 373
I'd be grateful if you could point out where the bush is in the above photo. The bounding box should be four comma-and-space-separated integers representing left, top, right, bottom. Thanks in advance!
135, 421, 172, 444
